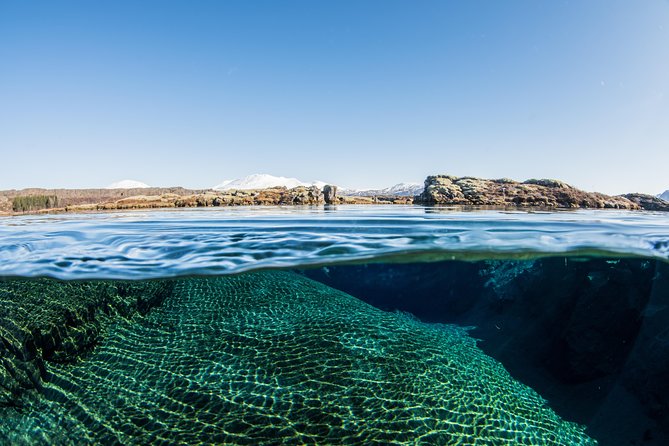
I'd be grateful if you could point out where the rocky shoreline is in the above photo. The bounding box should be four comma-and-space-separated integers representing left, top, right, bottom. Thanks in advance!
415, 175, 669, 210
1, 175, 667, 215
0, 185, 412, 215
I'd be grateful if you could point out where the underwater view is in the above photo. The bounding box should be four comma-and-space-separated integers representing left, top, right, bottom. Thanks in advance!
1, 207, 669, 445
4, 0, 668, 444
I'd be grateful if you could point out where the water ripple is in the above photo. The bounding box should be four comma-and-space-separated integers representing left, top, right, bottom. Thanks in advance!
0, 206, 668, 280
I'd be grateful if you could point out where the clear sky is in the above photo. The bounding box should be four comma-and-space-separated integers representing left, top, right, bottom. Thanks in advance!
1, 1, 667, 194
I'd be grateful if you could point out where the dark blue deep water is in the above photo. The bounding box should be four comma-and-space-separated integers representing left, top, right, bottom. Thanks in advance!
1, 206, 668, 445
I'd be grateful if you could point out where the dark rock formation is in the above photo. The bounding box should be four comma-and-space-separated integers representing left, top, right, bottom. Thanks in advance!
416, 175, 640, 209
323, 185, 338, 204
622, 193, 669, 211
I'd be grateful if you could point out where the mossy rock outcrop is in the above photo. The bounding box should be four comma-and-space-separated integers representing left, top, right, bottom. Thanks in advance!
416, 175, 640, 209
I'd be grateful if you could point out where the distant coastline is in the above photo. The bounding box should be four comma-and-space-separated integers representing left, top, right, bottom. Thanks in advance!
1, 175, 667, 216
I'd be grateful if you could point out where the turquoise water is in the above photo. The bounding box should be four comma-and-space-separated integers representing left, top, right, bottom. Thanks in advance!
1, 206, 668, 279
1, 207, 668, 445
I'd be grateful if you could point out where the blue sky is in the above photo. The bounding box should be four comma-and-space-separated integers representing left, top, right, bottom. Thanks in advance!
1, 0, 667, 194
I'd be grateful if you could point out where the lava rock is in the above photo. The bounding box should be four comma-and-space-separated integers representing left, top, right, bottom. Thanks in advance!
323, 185, 338, 204
416, 175, 641, 209
621, 193, 669, 211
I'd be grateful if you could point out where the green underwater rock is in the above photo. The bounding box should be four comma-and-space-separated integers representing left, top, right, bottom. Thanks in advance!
0, 272, 595, 445
0, 279, 173, 406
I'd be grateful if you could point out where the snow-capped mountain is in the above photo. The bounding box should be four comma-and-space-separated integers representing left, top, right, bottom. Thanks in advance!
210, 175, 423, 196
341, 182, 423, 197
212, 174, 326, 191
381, 182, 424, 196
660, 190, 669, 201
106, 180, 151, 189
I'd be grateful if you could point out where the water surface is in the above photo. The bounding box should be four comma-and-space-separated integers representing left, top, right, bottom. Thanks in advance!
1, 206, 667, 279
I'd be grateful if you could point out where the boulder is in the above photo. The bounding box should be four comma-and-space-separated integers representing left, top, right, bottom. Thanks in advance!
323, 185, 338, 204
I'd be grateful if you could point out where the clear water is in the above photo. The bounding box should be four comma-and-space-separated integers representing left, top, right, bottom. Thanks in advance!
1, 206, 668, 445
1, 206, 668, 279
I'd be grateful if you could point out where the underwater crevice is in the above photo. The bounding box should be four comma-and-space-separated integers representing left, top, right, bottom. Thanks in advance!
302, 258, 669, 445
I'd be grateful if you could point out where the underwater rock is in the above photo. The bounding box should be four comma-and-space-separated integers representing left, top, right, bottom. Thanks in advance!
0, 279, 173, 406
0, 272, 594, 445
416, 175, 641, 209
305, 258, 668, 444
622, 261, 669, 434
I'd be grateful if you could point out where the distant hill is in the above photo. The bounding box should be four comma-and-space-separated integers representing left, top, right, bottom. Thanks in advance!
213, 174, 326, 191
0, 187, 209, 214
341, 183, 423, 197
212, 175, 424, 197
660, 190, 669, 201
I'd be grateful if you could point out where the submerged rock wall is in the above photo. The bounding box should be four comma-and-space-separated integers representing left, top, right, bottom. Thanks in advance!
0, 279, 173, 406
